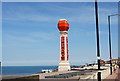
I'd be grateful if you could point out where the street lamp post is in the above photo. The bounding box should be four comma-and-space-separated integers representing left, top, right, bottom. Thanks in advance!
108, 14, 120, 75
95, 0, 101, 81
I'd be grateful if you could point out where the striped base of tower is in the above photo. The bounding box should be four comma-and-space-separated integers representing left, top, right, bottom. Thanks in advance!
58, 61, 71, 71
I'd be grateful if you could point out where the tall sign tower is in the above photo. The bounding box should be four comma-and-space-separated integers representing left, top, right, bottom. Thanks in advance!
57, 19, 71, 71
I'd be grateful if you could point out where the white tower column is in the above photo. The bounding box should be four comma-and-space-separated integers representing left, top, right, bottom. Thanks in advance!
58, 31, 70, 71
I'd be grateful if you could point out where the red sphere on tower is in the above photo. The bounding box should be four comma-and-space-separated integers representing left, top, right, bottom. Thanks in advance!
58, 19, 69, 31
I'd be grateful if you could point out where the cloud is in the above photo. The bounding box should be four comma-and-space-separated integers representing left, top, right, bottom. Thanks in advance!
2, 2, 118, 25
3, 60, 58, 66
99, 31, 108, 35
6, 34, 38, 42
78, 29, 108, 36
5, 31, 57, 42
30, 32, 57, 40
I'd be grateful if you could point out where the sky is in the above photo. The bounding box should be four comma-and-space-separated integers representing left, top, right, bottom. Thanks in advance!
2, 2, 118, 66
118, 1, 120, 59
0, 2, 2, 63
1, 0, 120, 2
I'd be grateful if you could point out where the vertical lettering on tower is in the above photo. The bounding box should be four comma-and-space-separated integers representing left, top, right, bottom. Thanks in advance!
61, 36, 65, 60
66, 37, 68, 60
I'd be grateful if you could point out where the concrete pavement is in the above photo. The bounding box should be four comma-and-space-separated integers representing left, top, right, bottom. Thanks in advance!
104, 68, 120, 81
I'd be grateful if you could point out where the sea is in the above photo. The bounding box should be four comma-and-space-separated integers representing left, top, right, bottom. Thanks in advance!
2, 66, 58, 75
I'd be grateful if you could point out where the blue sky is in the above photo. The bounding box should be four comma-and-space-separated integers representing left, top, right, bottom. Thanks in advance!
2, 2, 118, 66
0, 2, 1, 62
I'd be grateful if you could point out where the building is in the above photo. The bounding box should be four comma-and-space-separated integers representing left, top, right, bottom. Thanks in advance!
112, 59, 120, 64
